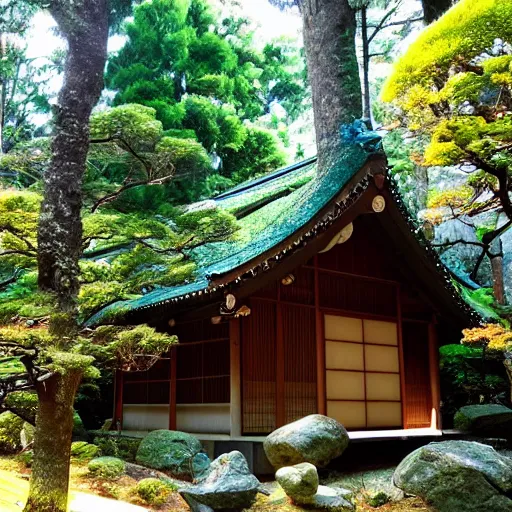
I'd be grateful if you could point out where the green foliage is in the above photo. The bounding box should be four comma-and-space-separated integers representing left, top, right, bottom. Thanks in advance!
426, 186, 474, 209
105, 0, 301, 185
81, 325, 177, 370
439, 344, 508, 424
90, 104, 163, 151
0, 412, 23, 454
88, 456, 126, 479
136, 478, 177, 506
93, 433, 141, 462
4, 391, 38, 424
458, 286, 502, 322
70, 441, 100, 460
367, 492, 391, 508
383, 0, 512, 101
222, 126, 287, 183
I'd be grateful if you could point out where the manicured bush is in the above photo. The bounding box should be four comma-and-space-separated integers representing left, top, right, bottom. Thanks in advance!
93, 433, 141, 462
71, 441, 100, 461
136, 478, 177, 506
0, 412, 24, 454
88, 456, 126, 479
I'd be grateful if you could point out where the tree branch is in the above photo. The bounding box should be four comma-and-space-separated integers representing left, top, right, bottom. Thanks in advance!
90, 174, 174, 213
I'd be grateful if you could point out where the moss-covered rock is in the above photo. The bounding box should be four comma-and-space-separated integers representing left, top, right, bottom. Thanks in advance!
88, 456, 126, 479
264, 414, 349, 469
136, 429, 210, 480
393, 441, 512, 511
454, 404, 512, 437
136, 478, 177, 506
275, 462, 319, 504
71, 441, 100, 460
0, 412, 24, 454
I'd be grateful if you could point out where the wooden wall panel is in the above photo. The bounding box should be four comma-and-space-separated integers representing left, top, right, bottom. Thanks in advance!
402, 321, 432, 428
282, 304, 317, 424
241, 299, 277, 434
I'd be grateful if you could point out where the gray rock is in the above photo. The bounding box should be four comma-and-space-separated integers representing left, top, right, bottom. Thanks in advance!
136, 430, 210, 481
393, 441, 512, 512
454, 404, 512, 438
180, 451, 260, 510
276, 462, 319, 503
312, 486, 354, 511
264, 414, 349, 469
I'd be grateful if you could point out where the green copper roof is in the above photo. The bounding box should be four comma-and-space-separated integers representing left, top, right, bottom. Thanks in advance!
86, 124, 384, 326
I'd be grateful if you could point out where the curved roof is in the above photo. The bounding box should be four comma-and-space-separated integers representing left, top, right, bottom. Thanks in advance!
86, 124, 479, 328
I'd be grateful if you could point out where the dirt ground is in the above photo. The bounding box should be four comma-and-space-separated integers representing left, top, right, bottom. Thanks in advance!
0, 454, 430, 511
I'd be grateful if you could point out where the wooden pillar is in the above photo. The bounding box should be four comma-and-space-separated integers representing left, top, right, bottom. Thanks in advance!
396, 285, 407, 429
169, 347, 177, 430
113, 370, 124, 429
428, 320, 442, 430
314, 256, 326, 415
230, 319, 242, 437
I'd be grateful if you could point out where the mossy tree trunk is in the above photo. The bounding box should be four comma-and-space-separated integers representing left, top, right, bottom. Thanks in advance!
300, 0, 362, 173
29, 1, 109, 510
24, 371, 83, 512
37, 0, 108, 313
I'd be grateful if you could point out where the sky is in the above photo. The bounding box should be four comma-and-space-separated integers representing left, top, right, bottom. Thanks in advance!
25, 0, 301, 59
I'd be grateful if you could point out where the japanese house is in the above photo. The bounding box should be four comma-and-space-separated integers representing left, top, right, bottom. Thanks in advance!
89, 135, 478, 440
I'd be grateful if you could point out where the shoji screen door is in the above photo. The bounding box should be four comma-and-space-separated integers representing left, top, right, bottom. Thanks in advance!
325, 314, 402, 429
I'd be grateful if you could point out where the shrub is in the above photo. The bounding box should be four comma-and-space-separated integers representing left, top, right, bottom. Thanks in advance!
16, 450, 33, 467
0, 412, 24, 454
71, 441, 100, 461
88, 456, 126, 479
367, 492, 391, 508
93, 433, 141, 462
136, 478, 177, 506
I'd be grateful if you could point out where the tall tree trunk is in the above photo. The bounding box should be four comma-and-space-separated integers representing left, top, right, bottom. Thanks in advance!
361, 6, 372, 127
421, 0, 452, 24
24, 371, 83, 512
301, 0, 362, 172
29, 1, 109, 510
37, 0, 108, 313
490, 238, 506, 305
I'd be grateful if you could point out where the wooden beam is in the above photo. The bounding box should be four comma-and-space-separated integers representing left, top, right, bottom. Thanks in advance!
428, 319, 442, 430
113, 370, 123, 429
230, 319, 242, 437
396, 285, 407, 429
314, 255, 326, 415
169, 347, 177, 430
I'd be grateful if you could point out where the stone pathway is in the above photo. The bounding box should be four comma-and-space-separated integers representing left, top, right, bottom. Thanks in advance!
0, 470, 148, 512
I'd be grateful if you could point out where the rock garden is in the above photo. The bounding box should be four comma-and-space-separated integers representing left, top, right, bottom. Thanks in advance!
4, 409, 512, 511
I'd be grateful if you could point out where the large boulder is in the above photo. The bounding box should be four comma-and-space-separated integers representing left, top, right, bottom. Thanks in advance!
394, 441, 512, 512
136, 430, 210, 481
454, 405, 512, 437
276, 462, 319, 503
180, 451, 260, 511
264, 414, 349, 469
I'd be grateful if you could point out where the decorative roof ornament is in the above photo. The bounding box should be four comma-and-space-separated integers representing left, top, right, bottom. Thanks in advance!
319, 223, 354, 254
372, 195, 386, 213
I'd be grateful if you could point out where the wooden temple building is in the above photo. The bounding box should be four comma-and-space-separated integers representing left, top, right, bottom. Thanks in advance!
89, 131, 478, 444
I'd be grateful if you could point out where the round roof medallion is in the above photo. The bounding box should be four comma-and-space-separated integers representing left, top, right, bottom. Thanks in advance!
372, 195, 386, 213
